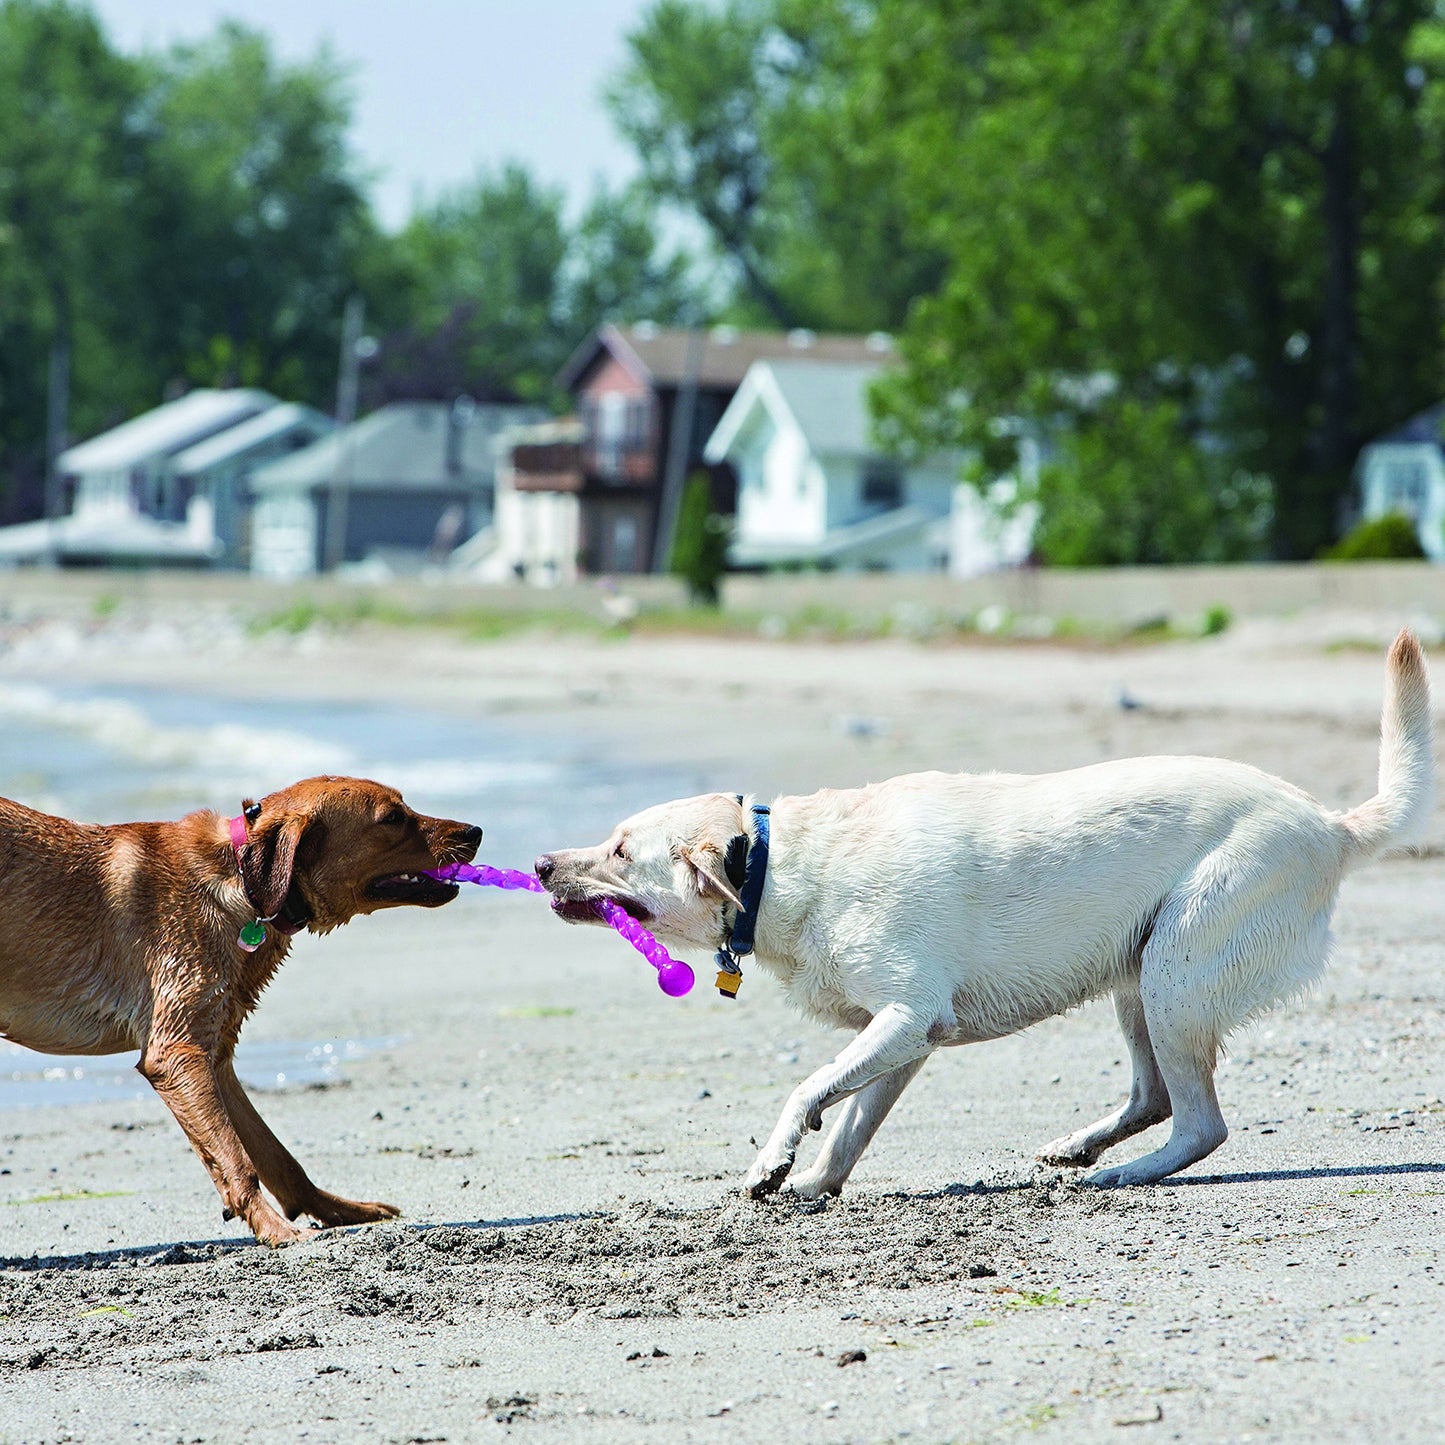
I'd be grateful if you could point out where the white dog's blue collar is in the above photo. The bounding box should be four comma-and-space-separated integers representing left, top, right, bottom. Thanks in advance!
715, 801, 770, 997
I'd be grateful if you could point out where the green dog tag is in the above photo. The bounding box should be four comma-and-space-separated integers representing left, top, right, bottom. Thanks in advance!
238, 921, 266, 950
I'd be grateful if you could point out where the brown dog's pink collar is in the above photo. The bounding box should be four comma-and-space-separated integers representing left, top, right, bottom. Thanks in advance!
228, 812, 305, 948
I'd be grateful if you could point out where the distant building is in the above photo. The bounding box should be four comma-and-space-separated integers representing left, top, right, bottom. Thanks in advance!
248, 400, 543, 578
1354, 407, 1445, 560
451, 418, 583, 586
0, 388, 276, 567
509, 322, 897, 574
704, 355, 1031, 575
172, 402, 333, 567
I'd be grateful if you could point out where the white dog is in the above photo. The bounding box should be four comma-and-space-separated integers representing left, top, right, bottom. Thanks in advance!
537, 632, 1433, 1198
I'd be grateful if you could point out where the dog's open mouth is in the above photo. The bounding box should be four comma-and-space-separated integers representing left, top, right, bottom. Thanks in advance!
367, 871, 459, 906
550, 893, 651, 926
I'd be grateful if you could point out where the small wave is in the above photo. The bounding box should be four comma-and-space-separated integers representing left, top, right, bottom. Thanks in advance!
373, 757, 562, 799
0, 682, 351, 784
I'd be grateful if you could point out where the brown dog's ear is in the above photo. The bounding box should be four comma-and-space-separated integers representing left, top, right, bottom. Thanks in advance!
680, 843, 744, 909
238, 814, 309, 920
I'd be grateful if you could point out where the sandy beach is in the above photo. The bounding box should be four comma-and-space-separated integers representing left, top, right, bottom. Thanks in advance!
1, 593, 1443, 1443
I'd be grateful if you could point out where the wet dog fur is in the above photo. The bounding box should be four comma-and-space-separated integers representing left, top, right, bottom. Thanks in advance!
0, 776, 480, 1245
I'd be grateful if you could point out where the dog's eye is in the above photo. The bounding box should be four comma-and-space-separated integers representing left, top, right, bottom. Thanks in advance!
379, 807, 406, 828
613, 839, 628, 860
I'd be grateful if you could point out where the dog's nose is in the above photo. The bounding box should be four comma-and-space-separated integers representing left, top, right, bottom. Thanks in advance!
460, 824, 483, 850
534, 854, 555, 883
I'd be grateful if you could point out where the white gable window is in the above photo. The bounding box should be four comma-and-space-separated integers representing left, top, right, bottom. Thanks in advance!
1381, 457, 1429, 517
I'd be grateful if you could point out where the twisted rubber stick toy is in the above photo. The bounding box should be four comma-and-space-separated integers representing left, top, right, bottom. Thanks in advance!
429, 861, 545, 892
590, 898, 695, 997
427, 862, 696, 997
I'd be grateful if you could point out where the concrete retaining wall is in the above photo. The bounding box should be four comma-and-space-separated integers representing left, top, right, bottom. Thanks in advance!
0, 561, 1441, 627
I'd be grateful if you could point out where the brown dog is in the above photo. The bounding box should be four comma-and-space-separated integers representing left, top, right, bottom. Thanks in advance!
0, 776, 480, 1246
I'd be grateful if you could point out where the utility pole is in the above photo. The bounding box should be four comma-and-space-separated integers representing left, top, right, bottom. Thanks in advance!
324, 294, 366, 572
44, 326, 70, 521
651, 328, 705, 573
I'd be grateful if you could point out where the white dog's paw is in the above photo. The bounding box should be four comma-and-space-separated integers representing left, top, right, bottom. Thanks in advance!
1083, 1160, 1164, 1189
783, 1168, 842, 1202
743, 1149, 796, 1199
1037, 1133, 1102, 1168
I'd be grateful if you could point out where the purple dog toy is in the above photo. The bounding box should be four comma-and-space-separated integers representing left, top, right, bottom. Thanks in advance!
427, 861, 696, 997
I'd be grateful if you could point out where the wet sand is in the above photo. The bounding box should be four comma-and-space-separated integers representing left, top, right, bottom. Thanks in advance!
1, 603, 1443, 1442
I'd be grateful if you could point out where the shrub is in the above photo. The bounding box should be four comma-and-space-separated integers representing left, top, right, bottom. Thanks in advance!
1321, 513, 1426, 561
670, 474, 731, 606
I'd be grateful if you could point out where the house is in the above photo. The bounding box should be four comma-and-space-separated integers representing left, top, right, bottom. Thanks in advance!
701, 356, 962, 572
0, 388, 275, 567
171, 402, 333, 567
248, 399, 542, 578
509, 322, 897, 574
1354, 407, 1445, 560
450, 418, 583, 585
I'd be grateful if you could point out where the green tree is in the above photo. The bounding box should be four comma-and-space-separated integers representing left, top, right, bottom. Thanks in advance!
858, 0, 1445, 560
607, 0, 941, 331
382, 165, 570, 403
1027, 398, 1272, 566
0, 0, 148, 516
562, 182, 706, 332
137, 22, 374, 403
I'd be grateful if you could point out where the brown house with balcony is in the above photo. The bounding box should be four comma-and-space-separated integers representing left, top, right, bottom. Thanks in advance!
509, 322, 895, 574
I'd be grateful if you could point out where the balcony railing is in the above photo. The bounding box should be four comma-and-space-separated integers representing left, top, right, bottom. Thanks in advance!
511, 440, 583, 493
511, 437, 657, 493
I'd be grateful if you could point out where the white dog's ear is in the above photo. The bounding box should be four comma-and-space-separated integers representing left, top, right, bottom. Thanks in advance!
680, 844, 744, 909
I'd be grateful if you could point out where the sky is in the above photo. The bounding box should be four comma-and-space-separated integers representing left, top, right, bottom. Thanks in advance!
89, 0, 655, 230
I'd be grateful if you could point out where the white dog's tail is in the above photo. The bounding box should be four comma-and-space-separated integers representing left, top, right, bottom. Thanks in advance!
1339, 629, 1434, 859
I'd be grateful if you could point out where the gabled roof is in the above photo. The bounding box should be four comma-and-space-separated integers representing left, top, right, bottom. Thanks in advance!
557, 322, 895, 393
705, 357, 892, 463
729, 504, 937, 568
173, 402, 333, 476
1373, 404, 1445, 446
250, 401, 545, 493
58, 389, 276, 474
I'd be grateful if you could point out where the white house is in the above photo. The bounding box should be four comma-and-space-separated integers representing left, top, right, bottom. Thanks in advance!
172, 402, 333, 567
0, 388, 277, 567
704, 357, 1028, 574
1354, 406, 1445, 560
450, 418, 583, 585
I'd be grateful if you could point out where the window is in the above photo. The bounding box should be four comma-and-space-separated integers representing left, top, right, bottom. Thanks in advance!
613, 514, 638, 570
624, 399, 651, 449
861, 464, 903, 511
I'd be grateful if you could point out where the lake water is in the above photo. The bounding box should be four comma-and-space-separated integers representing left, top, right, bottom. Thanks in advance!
0, 677, 701, 1105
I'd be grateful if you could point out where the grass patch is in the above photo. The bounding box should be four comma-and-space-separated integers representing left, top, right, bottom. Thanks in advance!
996, 1286, 1080, 1309
497, 1005, 576, 1020
5, 1189, 134, 1206
78, 1305, 132, 1319
246, 595, 609, 642
239, 588, 1249, 651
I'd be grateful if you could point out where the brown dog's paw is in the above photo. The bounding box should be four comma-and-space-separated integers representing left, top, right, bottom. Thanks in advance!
300, 1191, 402, 1228
250, 1205, 319, 1248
